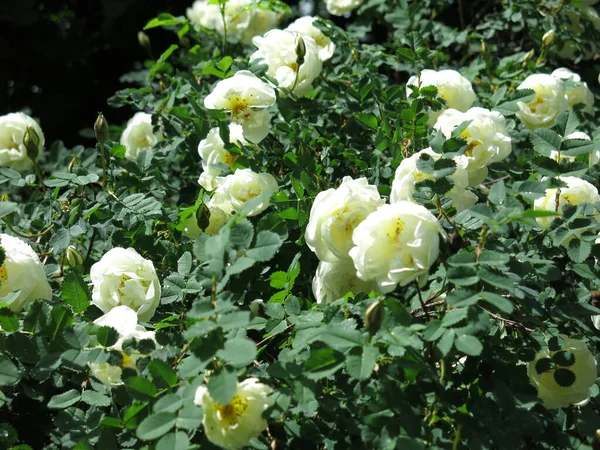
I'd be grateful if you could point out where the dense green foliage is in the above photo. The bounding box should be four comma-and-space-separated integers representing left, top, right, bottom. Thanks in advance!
2, 0, 600, 449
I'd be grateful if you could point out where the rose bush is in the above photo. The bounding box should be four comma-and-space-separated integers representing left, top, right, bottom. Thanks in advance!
2, 0, 600, 449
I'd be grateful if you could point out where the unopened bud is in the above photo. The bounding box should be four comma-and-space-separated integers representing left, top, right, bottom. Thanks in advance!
295, 35, 306, 68
365, 299, 385, 334
196, 203, 211, 230
68, 156, 81, 173
138, 31, 151, 54
23, 126, 40, 161
94, 112, 109, 144
542, 29, 556, 47
480, 40, 489, 56
0, 193, 10, 202
65, 245, 84, 270
523, 49, 535, 64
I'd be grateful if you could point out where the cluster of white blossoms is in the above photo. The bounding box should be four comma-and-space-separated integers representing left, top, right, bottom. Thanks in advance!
187, 0, 279, 45
194, 378, 274, 450
0, 234, 52, 312
88, 305, 158, 386
515, 67, 593, 130
0, 112, 45, 171
119, 112, 164, 162
407, 69, 477, 125
527, 336, 597, 409
306, 177, 445, 302
434, 107, 513, 186
90, 247, 161, 322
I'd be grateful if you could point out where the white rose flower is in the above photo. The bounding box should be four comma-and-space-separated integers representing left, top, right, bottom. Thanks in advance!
187, 0, 279, 45
286, 16, 335, 61
209, 168, 278, 217
533, 176, 600, 229
324, 0, 365, 16
250, 29, 323, 96
90, 247, 161, 322
89, 305, 157, 386
120, 112, 163, 162
198, 124, 247, 191
204, 71, 276, 143
194, 378, 274, 450
0, 112, 45, 171
305, 176, 385, 263
390, 148, 478, 212
349, 202, 444, 293
312, 260, 376, 304
527, 336, 597, 409
551, 68, 594, 114
406, 69, 477, 124
434, 108, 512, 186
0, 234, 52, 312
515, 74, 568, 130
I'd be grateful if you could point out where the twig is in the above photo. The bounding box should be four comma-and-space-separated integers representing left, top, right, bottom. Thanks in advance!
480, 306, 535, 332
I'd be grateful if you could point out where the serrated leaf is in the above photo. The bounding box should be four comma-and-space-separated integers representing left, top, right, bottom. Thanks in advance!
177, 252, 192, 276
246, 231, 283, 262
153, 394, 183, 414
455, 334, 483, 356
208, 366, 237, 405
136, 412, 176, 441
305, 347, 345, 379
217, 338, 257, 368
81, 390, 111, 407
47, 389, 80, 409
156, 432, 190, 450
346, 345, 379, 381
62, 272, 90, 313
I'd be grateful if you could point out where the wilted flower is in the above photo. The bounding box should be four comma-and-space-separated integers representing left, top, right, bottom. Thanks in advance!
120, 112, 163, 162
0, 112, 45, 171
515, 74, 568, 129
0, 233, 52, 312
204, 71, 276, 143
209, 168, 278, 217
194, 378, 274, 450
198, 124, 247, 191
89, 305, 157, 386
390, 147, 478, 211
407, 69, 477, 124
312, 259, 376, 304
250, 29, 322, 96
90, 247, 161, 322
305, 176, 385, 263
527, 335, 597, 409
551, 68, 594, 114
434, 107, 512, 186
349, 202, 444, 293
286, 16, 335, 61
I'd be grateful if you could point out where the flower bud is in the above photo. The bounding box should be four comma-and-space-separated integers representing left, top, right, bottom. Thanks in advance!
137, 31, 151, 54
65, 245, 84, 270
542, 29, 555, 47
365, 299, 384, 334
522, 49, 535, 65
23, 126, 40, 161
295, 35, 306, 67
94, 112, 109, 144
196, 203, 211, 230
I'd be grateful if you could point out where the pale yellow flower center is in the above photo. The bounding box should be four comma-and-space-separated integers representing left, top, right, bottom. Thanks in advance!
215, 395, 249, 426
118, 274, 131, 295
224, 152, 238, 168
120, 352, 134, 369
0, 265, 7, 283
226, 95, 250, 119
386, 218, 405, 239
529, 93, 545, 114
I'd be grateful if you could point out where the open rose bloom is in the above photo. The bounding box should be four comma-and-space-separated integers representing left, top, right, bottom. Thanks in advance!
0, 112, 45, 171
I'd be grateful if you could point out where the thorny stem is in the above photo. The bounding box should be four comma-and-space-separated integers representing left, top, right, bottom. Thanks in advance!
416, 283, 428, 319
453, 424, 462, 450
479, 305, 535, 332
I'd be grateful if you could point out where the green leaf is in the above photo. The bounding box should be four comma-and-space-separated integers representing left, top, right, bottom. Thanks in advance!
144, 14, 181, 29
81, 390, 111, 407
488, 180, 506, 205
553, 368, 576, 387
156, 432, 190, 450
246, 231, 283, 262
136, 412, 177, 441
355, 113, 378, 130
305, 347, 346, 379
477, 250, 510, 266
567, 239, 592, 263
177, 252, 192, 276
493, 88, 535, 115
454, 334, 483, 356
153, 394, 183, 414
208, 366, 237, 405
535, 357, 554, 374
479, 292, 514, 314
125, 376, 157, 399
442, 308, 468, 327
96, 326, 119, 347
0, 202, 19, 219
531, 129, 562, 157
149, 44, 179, 79
50, 228, 70, 254
47, 389, 81, 409
345, 345, 379, 381
62, 272, 90, 314
148, 360, 178, 387
217, 338, 257, 368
